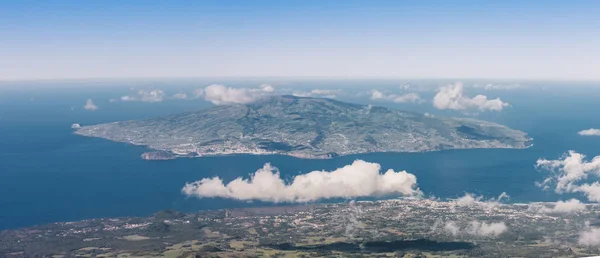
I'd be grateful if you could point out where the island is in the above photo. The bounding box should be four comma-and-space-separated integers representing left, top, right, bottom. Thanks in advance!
74, 95, 531, 159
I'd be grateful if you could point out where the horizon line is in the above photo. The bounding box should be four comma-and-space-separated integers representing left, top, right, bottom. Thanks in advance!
1, 75, 599, 83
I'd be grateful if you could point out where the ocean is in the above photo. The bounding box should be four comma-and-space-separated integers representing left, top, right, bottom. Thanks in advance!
1, 79, 599, 230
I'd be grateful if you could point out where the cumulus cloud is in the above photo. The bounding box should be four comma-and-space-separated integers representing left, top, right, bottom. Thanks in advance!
172, 93, 188, 99
370, 90, 385, 100
260, 84, 275, 92
444, 220, 507, 237
536, 151, 600, 202
579, 129, 600, 136
293, 89, 341, 98
579, 227, 600, 246
466, 221, 508, 237
576, 183, 600, 202
83, 99, 98, 111
203, 84, 274, 105
454, 192, 509, 209
528, 199, 586, 214
552, 199, 587, 212
121, 89, 166, 102
182, 160, 420, 203
433, 82, 509, 111
370, 90, 423, 103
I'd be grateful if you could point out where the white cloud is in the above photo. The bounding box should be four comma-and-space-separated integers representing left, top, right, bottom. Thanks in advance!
473, 83, 522, 90
548, 199, 586, 213
455, 193, 483, 206
260, 84, 275, 92
444, 221, 461, 236
365, 104, 373, 114
444, 220, 507, 237
121, 89, 166, 102
293, 89, 341, 98
203, 84, 274, 105
433, 82, 509, 111
528, 199, 587, 214
466, 221, 507, 237
182, 160, 420, 203
579, 129, 600, 136
575, 183, 600, 202
393, 93, 422, 103
454, 192, 509, 209
370, 90, 385, 100
83, 99, 98, 111
536, 151, 600, 202
370, 90, 423, 103
292, 91, 311, 97
172, 93, 188, 99
579, 227, 600, 246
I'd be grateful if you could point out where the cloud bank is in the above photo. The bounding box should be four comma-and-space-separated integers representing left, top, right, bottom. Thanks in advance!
203, 84, 274, 105
579, 129, 600, 136
433, 82, 509, 111
293, 89, 341, 98
444, 220, 507, 237
528, 199, 586, 214
370, 90, 423, 103
182, 160, 420, 203
536, 151, 600, 202
121, 89, 166, 102
83, 99, 98, 111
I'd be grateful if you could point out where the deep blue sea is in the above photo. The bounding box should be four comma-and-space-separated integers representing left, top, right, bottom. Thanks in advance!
1, 79, 599, 230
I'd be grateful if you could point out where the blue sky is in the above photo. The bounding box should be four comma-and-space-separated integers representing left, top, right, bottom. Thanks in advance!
1, 0, 599, 80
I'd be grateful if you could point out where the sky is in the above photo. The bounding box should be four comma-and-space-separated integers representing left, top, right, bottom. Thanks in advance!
1, 0, 599, 81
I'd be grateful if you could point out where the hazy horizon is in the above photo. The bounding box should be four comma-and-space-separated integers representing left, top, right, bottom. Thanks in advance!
2, 0, 599, 81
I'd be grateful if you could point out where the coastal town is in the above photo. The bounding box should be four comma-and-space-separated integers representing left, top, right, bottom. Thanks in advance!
2, 198, 598, 257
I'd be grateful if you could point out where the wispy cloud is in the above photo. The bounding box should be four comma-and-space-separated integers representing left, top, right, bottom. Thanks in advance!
433, 82, 509, 111
83, 99, 98, 111
293, 89, 341, 98
121, 89, 166, 102
579, 227, 600, 246
370, 90, 423, 103
182, 160, 420, 203
172, 93, 188, 99
579, 129, 600, 136
444, 220, 507, 237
